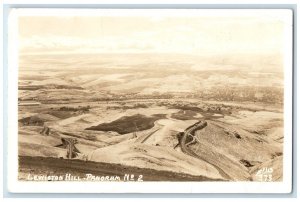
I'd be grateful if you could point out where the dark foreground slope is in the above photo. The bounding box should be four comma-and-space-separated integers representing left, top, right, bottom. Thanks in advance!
19, 156, 224, 182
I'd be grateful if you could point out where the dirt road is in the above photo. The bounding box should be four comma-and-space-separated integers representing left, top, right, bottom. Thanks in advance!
180, 121, 232, 180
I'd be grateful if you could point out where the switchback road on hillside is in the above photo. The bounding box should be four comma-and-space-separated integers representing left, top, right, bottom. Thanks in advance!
179, 121, 232, 180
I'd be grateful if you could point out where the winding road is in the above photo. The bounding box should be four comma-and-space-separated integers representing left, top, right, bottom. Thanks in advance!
180, 121, 232, 180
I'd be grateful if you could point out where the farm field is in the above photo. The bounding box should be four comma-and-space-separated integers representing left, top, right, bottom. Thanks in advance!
18, 53, 284, 181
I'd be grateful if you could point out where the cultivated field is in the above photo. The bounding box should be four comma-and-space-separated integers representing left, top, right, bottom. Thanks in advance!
18, 53, 284, 181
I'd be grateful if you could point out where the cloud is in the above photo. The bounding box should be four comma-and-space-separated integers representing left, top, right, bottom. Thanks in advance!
19, 34, 158, 54
19, 15, 286, 55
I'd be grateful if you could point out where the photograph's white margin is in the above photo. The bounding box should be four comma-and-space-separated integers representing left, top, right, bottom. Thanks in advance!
6, 8, 293, 194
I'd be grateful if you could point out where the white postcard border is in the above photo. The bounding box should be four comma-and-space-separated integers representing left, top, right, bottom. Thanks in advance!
6, 8, 294, 193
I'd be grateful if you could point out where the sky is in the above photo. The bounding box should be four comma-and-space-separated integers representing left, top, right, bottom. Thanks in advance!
18, 11, 288, 55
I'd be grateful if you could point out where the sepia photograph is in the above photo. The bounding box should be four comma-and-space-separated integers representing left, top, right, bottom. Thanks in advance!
7, 8, 293, 193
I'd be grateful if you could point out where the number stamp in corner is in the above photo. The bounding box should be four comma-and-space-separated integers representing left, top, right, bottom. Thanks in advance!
255, 167, 273, 182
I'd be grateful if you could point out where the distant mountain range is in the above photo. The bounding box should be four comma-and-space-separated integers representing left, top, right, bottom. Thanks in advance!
19, 53, 284, 95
